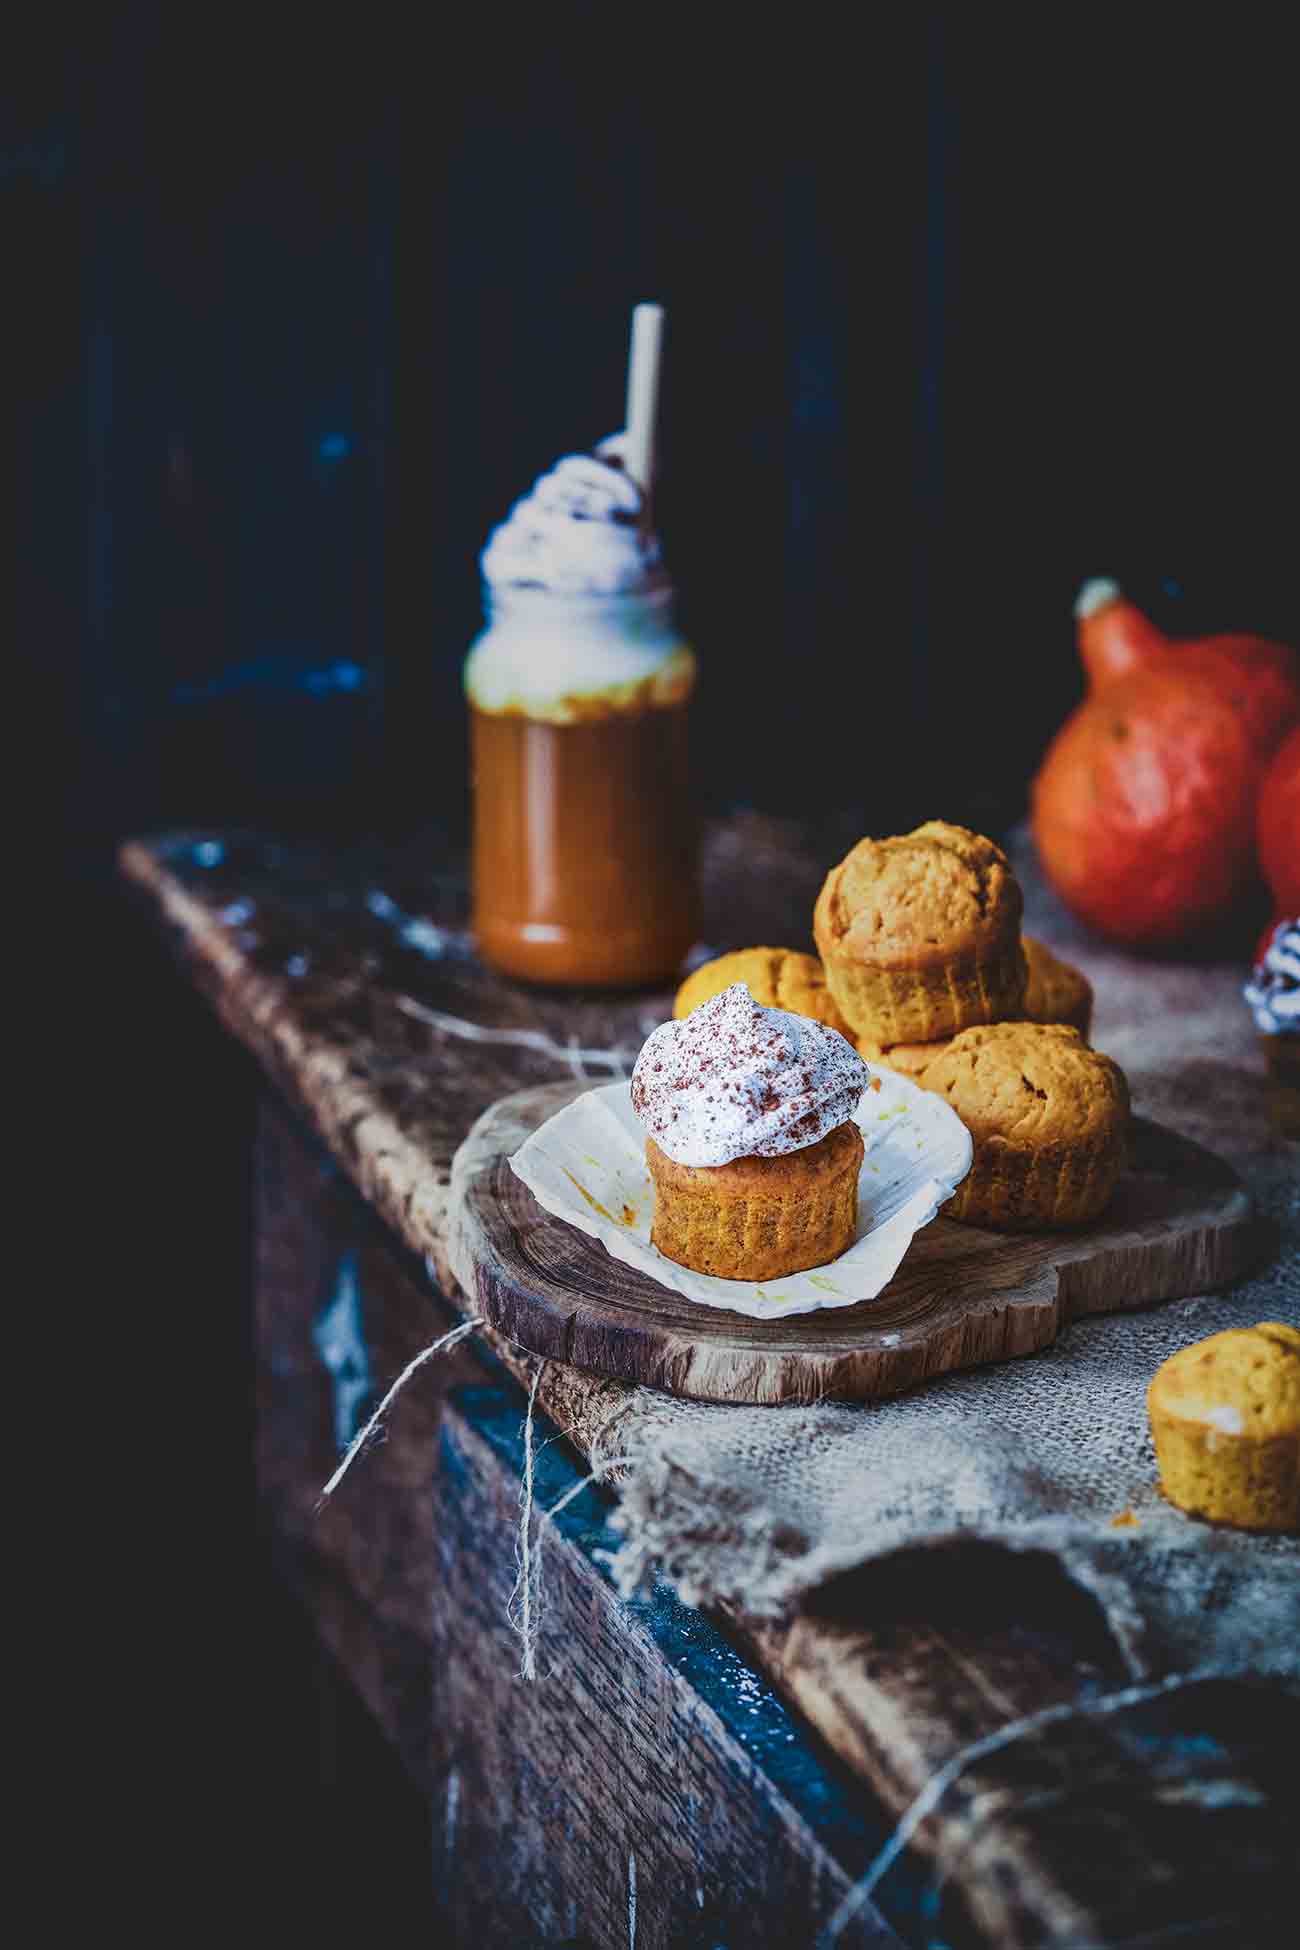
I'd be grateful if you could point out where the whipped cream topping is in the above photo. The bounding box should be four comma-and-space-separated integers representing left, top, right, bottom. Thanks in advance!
481, 433, 664, 595
1244, 918, 1300, 1035
631, 984, 868, 1168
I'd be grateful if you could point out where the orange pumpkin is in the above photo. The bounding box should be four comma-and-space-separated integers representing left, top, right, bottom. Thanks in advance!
1031, 667, 1260, 950
1256, 723, 1300, 913
1075, 580, 1299, 761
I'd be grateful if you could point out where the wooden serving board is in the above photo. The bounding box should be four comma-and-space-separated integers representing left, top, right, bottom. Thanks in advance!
451, 1080, 1264, 1404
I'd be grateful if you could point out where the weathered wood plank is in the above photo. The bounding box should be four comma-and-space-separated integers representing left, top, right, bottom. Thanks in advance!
125, 824, 1295, 1948
430, 1400, 905, 1947
255, 1096, 907, 1946
257, 1089, 1293, 1948
750, 1591, 1295, 1947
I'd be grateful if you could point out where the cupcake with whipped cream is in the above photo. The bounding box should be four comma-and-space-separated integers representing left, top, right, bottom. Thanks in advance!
631, 984, 869, 1280
1245, 918, 1300, 1137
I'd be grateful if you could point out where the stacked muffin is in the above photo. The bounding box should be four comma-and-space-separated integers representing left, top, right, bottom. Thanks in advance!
676, 820, 1128, 1230
673, 946, 852, 1038
813, 821, 1125, 1228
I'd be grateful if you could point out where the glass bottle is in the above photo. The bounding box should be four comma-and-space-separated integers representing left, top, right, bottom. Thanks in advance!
466, 577, 697, 986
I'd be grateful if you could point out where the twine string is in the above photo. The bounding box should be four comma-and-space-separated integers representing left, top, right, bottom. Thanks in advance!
627, 1848, 638, 1948
393, 993, 634, 1075
316, 1317, 483, 1508
817, 1667, 1214, 1947
509, 1365, 546, 1679
317, 1306, 635, 1689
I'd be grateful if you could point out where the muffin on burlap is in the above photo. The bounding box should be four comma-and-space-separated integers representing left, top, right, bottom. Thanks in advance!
814, 821, 1027, 1047
1148, 1323, 1300, 1533
856, 935, 1094, 1081
918, 1022, 1128, 1229
674, 947, 852, 1040
631, 983, 868, 1280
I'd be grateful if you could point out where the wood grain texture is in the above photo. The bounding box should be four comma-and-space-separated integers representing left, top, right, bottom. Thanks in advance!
123, 821, 1295, 1946
258, 1094, 1294, 1949
254, 1097, 905, 1947
116, 816, 847, 1295
749, 1595, 1296, 1949
450, 1079, 1260, 1403
429, 1403, 901, 1948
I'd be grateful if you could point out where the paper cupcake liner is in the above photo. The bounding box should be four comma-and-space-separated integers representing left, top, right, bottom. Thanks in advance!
508, 1066, 973, 1321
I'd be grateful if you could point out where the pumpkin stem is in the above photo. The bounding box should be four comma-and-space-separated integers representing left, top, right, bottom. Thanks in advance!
1075, 579, 1169, 688
1075, 577, 1123, 621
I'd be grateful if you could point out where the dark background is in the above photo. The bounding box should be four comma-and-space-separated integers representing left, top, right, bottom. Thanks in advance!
27, 7, 1300, 871
15, 4, 1298, 1930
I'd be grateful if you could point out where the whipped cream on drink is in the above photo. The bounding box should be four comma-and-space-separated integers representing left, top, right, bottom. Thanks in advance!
481, 434, 663, 594
631, 985, 869, 1168
465, 434, 692, 725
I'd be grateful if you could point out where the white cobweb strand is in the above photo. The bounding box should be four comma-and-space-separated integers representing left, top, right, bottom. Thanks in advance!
312, 1271, 633, 1681
508, 1359, 637, 1684
316, 1317, 483, 1507
817, 1669, 1212, 1947
393, 993, 634, 1076
518, 1457, 635, 1687
510, 1366, 545, 1680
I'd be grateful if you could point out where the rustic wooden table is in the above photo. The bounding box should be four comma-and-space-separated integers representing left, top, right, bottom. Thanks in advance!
120, 815, 1293, 1948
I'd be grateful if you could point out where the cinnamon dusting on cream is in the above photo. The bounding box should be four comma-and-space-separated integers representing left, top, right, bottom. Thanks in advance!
630, 984, 868, 1168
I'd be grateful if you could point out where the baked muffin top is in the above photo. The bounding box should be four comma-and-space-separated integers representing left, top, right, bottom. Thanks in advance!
856, 1034, 948, 1079
1148, 1323, 1300, 1440
674, 948, 851, 1038
814, 821, 1023, 973
1022, 935, 1093, 1029
919, 1022, 1128, 1147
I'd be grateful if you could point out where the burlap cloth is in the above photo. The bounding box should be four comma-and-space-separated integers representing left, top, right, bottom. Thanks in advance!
586, 838, 1299, 1680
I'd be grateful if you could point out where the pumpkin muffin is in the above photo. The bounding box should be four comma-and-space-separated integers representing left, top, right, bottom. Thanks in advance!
631, 983, 869, 1280
645, 1121, 864, 1280
856, 1034, 945, 1081
1148, 1323, 1300, 1533
858, 936, 1094, 1080
813, 821, 1027, 1046
674, 947, 852, 1040
1023, 936, 1093, 1038
918, 1022, 1128, 1229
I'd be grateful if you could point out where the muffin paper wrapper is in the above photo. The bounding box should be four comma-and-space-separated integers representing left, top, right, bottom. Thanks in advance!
508, 1067, 973, 1320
